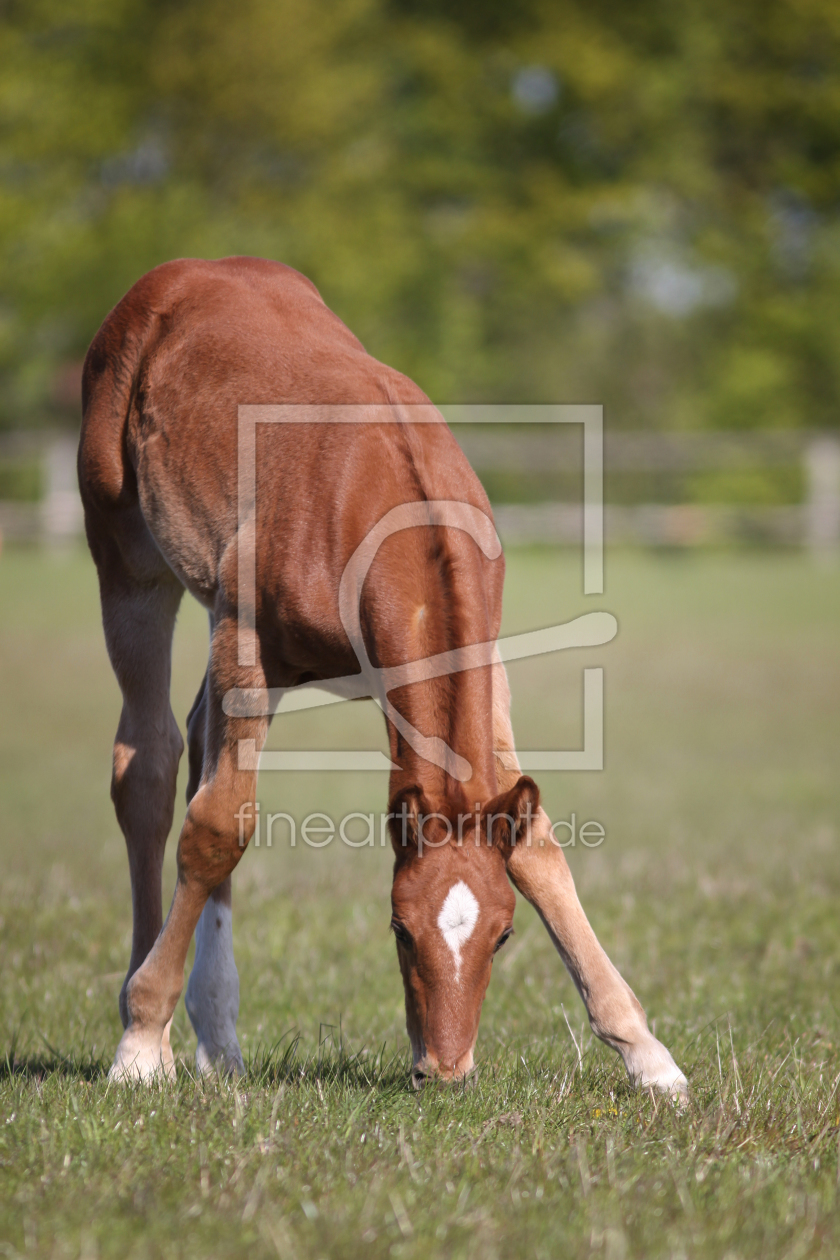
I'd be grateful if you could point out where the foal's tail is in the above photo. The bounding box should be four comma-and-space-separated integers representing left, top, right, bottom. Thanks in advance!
78, 261, 197, 531
78, 264, 201, 582
78, 296, 158, 530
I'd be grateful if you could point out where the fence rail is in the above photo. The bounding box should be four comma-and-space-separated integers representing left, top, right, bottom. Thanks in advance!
491, 502, 805, 548
0, 429, 838, 552
453, 427, 813, 473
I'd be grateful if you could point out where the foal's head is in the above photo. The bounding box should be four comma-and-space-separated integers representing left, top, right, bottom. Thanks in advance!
388, 775, 540, 1087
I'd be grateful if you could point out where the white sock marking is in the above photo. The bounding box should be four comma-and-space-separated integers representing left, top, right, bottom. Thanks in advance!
437, 881, 480, 982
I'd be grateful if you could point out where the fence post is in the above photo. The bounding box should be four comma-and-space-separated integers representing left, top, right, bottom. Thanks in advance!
41, 435, 83, 544
804, 436, 840, 556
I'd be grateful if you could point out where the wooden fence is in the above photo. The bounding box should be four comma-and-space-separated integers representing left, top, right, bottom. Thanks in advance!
1, 428, 838, 552
454, 428, 840, 551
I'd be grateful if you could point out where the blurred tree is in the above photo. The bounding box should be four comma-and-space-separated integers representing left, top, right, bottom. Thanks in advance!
0, 0, 838, 430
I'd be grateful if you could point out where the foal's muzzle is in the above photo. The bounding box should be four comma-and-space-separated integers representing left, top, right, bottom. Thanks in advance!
411, 1060, 478, 1090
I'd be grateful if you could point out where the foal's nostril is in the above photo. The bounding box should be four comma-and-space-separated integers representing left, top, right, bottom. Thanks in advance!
412, 1066, 476, 1089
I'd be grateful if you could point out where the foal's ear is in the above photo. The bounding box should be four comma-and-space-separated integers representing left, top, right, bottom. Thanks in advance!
485, 776, 540, 850
387, 784, 429, 852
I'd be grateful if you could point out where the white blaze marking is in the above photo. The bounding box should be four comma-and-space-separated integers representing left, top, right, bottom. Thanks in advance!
437, 881, 480, 981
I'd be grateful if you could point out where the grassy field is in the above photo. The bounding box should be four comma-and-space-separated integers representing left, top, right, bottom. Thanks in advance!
1, 544, 839, 1259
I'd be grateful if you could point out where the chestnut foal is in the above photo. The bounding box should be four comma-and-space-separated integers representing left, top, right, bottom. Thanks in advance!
78, 256, 686, 1097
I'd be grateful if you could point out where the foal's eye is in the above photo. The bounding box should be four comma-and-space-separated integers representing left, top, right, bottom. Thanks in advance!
391, 920, 412, 947
495, 928, 514, 953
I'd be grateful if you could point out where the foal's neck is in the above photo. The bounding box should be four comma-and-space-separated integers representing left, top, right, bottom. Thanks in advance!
380, 542, 498, 809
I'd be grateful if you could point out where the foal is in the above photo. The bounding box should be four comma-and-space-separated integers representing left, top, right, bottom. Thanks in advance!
78, 256, 686, 1096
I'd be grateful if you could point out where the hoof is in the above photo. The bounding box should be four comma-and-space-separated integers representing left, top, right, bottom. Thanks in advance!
109, 1025, 176, 1083
195, 1037, 245, 1078
627, 1037, 689, 1104
642, 1066, 689, 1106
160, 1017, 176, 1077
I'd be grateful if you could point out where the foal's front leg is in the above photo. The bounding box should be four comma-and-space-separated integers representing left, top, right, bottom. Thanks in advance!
505, 834, 687, 1098
111, 618, 266, 1081
493, 661, 687, 1099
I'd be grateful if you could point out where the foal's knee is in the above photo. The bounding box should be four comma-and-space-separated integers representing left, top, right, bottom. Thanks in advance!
177, 782, 255, 892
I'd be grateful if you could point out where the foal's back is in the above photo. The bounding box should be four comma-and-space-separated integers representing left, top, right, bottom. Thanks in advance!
79, 257, 495, 641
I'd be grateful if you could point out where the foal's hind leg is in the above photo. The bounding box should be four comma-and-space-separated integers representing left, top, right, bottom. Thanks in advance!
182, 644, 245, 1075
111, 611, 266, 1080
186, 875, 242, 1075
100, 569, 185, 1079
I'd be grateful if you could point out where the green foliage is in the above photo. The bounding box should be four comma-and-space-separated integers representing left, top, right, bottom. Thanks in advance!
0, 457, 40, 500
1, 1, 840, 430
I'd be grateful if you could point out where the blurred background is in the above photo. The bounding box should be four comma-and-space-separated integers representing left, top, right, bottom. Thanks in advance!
0, 0, 839, 1068
1, 0, 840, 546
2, 11, 840, 1255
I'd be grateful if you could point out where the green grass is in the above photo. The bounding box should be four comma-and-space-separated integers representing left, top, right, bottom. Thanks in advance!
1, 545, 839, 1259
